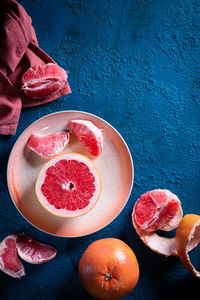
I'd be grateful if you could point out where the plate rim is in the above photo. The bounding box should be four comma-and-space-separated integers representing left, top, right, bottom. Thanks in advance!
7, 110, 134, 238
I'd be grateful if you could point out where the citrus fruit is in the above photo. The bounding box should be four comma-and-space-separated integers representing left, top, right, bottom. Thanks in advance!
16, 233, 57, 264
134, 189, 182, 232
35, 153, 101, 218
175, 214, 200, 278
21, 63, 68, 99
27, 131, 70, 159
132, 189, 183, 256
79, 238, 139, 300
67, 119, 103, 156
0, 235, 25, 279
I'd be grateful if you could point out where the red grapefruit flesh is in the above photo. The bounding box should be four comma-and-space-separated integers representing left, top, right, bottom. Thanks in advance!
67, 120, 103, 156
21, 63, 68, 99
35, 153, 101, 218
0, 235, 25, 279
134, 189, 182, 232
27, 131, 70, 159
16, 233, 56, 264
132, 189, 183, 256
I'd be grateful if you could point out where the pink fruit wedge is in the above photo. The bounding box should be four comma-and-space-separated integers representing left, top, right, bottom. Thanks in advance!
35, 153, 101, 218
27, 131, 70, 159
132, 189, 183, 256
67, 120, 103, 156
16, 233, 56, 264
21, 63, 68, 99
0, 235, 25, 279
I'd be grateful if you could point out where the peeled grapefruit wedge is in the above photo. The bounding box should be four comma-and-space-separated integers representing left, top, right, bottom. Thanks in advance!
16, 233, 57, 264
35, 153, 101, 218
0, 235, 25, 279
132, 189, 183, 256
175, 214, 200, 278
21, 63, 68, 99
27, 131, 70, 159
67, 120, 103, 156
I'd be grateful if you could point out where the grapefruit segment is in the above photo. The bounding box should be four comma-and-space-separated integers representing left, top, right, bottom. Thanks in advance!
0, 235, 25, 279
67, 120, 103, 156
27, 131, 70, 159
175, 214, 200, 278
16, 233, 56, 264
35, 153, 101, 218
132, 189, 183, 256
21, 63, 68, 99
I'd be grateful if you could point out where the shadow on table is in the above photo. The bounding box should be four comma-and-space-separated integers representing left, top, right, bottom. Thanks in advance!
159, 276, 199, 299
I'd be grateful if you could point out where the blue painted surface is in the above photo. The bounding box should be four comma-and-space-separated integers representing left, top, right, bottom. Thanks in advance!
0, 0, 200, 299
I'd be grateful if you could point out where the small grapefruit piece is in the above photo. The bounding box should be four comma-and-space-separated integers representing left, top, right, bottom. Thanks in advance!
35, 153, 101, 218
27, 131, 70, 159
79, 238, 139, 300
132, 189, 183, 256
21, 63, 68, 99
0, 235, 25, 279
175, 214, 200, 278
16, 233, 56, 264
67, 120, 103, 156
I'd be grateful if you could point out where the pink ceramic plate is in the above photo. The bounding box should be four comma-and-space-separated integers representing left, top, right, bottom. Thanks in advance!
7, 111, 134, 237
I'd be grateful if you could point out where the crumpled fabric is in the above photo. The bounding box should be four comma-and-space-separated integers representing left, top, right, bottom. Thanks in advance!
0, 0, 71, 135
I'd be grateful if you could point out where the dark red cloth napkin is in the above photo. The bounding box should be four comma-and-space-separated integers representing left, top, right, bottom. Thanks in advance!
0, 0, 71, 135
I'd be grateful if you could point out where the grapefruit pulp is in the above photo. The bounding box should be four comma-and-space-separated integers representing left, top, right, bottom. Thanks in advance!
0, 235, 25, 279
134, 189, 182, 232
27, 131, 70, 159
132, 189, 183, 256
67, 119, 103, 156
79, 238, 139, 300
35, 153, 101, 218
16, 233, 57, 264
21, 63, 68, 99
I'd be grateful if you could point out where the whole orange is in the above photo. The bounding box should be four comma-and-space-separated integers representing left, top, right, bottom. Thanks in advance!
79, 238, 139, 300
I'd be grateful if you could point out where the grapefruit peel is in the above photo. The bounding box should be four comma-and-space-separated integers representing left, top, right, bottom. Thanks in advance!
79, 238, 139, 300
132, 189, 183, 256
35, 153, 101, 218
175, 214, 200, 278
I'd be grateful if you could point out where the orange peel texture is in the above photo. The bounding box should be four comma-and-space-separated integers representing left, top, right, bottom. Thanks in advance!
175, 214, 200, 278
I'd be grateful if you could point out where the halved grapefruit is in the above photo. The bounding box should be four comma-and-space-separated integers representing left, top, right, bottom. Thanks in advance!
16, 233, 57, 264
67, 120, 103, 156
21, 63, 68, 99
35, 153, 101, 218
0, 235, 25, 279
132, 189, 183, 256
27, 131, 70, 159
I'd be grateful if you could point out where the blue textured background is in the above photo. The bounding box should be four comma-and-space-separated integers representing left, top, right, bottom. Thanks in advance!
0, 0, 200, 299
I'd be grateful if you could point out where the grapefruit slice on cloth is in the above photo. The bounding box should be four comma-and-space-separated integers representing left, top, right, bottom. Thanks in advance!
16, 233, 57, 264
67, 120, 103, 156
21, 63, 68, 99
27, 131, 70, 159
175, 214, 200, 278
0, 235, 25, 279
132, 189, 183, 256
35, 153, 101, 218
